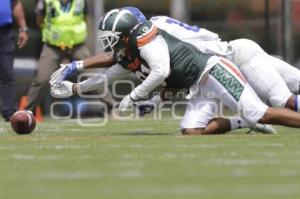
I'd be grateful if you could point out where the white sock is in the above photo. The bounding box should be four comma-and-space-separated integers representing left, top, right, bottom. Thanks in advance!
229, 117, 250, 130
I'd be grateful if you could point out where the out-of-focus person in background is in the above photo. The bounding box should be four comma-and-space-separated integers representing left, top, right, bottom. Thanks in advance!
25, 0, 90, 112
0, 0, 28, 121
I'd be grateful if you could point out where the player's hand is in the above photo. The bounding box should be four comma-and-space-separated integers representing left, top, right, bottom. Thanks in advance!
18, 31, 28, 49
119, 95, 135, 112
50, 81, 74, 98
136, 101, 155, 117
136, 95, 163, 117
50, 60, 83, 85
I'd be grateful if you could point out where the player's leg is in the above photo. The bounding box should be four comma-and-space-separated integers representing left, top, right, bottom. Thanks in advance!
260, 107, 300, 127
0, 51, 17, 120
205, 56, 300, 129
26, 44, 63, 111
180, 98, 274, 135
180, 93, 265, 135
181, 56, 280, 135
229, 39, 293, 106
265, 55, 300, 111
201, 56, 269, 127
180, 96, 226, 135
267, 55, 300, 94
180, 96, 241, 135
0, 27, 17, 121
181, 118, 231, 135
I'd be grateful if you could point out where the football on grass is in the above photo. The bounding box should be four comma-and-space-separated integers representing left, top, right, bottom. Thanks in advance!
10, 110, 36, 135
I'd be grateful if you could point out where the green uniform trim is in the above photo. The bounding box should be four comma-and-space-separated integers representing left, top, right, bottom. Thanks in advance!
209, 64, 245, 101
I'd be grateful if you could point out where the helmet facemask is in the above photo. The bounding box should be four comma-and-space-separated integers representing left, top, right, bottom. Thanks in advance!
98, 30, 122, 55
98, 8, 139, 59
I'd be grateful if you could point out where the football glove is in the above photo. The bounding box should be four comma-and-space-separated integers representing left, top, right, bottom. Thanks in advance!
50, 81, 74, 98
137, 101, 155, 117
50, 60, 84, 85
119, 95, 135, 112
136, 95, 163, 117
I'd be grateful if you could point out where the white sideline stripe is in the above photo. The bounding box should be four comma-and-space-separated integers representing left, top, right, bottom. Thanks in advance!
35, 145, 90, 150
13, 154, 35, 160
38, 170, 145, 180
12, 154, 93, 161
0, 146, 16, 150
175, 144, 225, 148
249, 143, 284, 147
38, 171, 105, 180
207, 158, 284, 166
123, 184, 300, 195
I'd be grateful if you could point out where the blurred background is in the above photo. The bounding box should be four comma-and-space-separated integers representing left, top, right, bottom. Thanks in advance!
7, 0, 300, 117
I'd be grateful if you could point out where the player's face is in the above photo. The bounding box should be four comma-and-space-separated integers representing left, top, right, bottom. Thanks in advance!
110, 37, 127, 60
98, 30, 122, 53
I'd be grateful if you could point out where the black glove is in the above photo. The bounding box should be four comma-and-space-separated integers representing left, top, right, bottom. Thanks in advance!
137, 101, 155, 117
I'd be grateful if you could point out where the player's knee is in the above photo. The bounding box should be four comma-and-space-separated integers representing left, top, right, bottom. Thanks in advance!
284, 95, 300, 112
181, 128, 206, 135
258, 108, 273, 124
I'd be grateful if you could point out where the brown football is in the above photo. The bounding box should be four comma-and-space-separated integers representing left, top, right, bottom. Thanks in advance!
10, 110, 36, 134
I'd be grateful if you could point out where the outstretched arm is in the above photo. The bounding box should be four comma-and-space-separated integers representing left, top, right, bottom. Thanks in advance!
50, 52, 116, 85
50, 64, 131, 98
81, 52, 115, 69
76, 63, 131, 93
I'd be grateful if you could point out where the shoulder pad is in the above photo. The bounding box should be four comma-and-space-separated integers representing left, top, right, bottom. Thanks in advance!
134, 22, 158, 48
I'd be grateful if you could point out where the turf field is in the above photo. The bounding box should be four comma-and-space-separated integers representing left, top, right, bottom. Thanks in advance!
0, 117, 300, 199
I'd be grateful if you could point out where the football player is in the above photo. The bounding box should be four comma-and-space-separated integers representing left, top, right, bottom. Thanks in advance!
50, 8, 300, 135
124, 8, 300, 114
51, 7, 300, 114
149, 15, 300, 113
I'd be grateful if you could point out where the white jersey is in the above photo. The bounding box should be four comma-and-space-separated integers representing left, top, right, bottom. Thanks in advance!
150, 16, 233, 56
150, 16, 220, 41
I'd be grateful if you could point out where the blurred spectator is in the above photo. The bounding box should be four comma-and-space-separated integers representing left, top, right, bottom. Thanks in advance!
0, 0, 28, 121
25, 0, 91, 112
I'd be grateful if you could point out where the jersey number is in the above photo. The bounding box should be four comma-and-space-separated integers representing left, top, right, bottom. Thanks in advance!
165, 18, 200, 32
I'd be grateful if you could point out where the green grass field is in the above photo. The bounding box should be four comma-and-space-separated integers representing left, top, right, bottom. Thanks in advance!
1, 117, 300, 199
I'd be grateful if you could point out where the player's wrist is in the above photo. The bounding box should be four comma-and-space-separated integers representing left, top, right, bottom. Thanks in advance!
129, 91, 139, 101
19, 26, 29, 33
72, 83, 78, 94
75, 60, 84, 71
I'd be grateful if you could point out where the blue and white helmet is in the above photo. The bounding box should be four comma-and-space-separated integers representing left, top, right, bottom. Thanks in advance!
123, 7, 147, 23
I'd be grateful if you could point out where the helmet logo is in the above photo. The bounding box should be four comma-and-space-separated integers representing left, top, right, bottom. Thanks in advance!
142, 26, 150, 33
